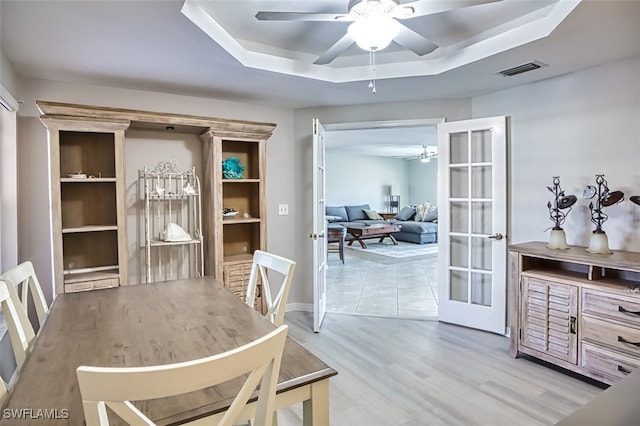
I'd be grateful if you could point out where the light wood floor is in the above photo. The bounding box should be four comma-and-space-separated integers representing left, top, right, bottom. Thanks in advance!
278, 311, 604, 426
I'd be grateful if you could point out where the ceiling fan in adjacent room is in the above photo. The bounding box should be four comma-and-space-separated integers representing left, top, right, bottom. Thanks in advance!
408, 145, 438, 163
255, 0, 498, 65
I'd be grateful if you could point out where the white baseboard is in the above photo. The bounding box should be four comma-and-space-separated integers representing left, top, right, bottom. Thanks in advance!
286, 303, 312, 312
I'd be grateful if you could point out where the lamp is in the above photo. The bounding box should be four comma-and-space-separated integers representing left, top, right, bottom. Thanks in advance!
347, 8, 400, 95
389, 185, 400, 213
347, 17, 399, 52
584, 174, 624, 254
545, 176, 576, 250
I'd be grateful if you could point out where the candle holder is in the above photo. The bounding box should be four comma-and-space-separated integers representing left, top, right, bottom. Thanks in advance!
546, 176, 576, 249
583, 174, 624, 254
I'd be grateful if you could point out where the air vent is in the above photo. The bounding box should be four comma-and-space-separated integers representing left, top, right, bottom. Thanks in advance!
497, 61, 547, 77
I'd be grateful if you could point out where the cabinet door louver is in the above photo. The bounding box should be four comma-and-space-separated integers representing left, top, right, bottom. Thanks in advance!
521, 277, 578, 363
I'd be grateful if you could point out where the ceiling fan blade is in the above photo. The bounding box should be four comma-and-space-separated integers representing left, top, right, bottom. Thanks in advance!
255, 11, 350, 22
314, 33, 354, 65
405, 0, 501, 18
394, 24, 438, 56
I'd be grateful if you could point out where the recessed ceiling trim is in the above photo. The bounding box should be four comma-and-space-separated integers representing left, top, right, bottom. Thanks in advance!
182, 0, 581, 83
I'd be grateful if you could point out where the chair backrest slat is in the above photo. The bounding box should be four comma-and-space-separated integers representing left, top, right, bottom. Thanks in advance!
1, 261, 49, 330
76, 325, 288, 426
0, 280, 36, 369
245, 250, 296, 326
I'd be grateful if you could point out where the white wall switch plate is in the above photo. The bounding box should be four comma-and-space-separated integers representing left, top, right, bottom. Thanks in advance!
278, 204, 289, 215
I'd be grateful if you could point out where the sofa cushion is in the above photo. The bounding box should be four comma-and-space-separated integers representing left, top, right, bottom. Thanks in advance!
345, 204, 371, 221
363, 209, 384, 220
326, 215, 344, 223
397, 220, 437, 234
326, 206, 348, 222
414, 202, 437, 221
423, 207, 438, 222
394, 206, 416, 221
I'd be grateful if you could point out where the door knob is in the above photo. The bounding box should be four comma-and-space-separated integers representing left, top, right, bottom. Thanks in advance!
488, 233, 504, 240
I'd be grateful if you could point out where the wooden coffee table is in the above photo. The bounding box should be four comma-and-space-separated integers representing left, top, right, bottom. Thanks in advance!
346, 223, 402, 249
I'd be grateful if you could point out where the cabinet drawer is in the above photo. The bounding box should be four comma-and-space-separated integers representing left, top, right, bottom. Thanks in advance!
582, 315, 640, 357
223, 262, 263, 312
582, 289, 640, 327
580, 341, 640, 382
64, 278, 119, 293
223, 263, 253, 297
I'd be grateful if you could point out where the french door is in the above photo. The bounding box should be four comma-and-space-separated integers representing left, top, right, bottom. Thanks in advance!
312, 118, 327, 332
437, 116, 508, 335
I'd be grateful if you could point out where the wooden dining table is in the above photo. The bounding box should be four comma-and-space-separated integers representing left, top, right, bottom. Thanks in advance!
1, 277, 337, 425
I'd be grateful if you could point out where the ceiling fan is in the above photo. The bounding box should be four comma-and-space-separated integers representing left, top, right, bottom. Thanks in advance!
407, 145, 438, 163
255, 0, 498, 65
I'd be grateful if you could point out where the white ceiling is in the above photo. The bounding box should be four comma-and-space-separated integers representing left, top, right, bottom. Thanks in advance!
2, 0, 639, 111
325, 125, 437, 159
181, 0, 568, 82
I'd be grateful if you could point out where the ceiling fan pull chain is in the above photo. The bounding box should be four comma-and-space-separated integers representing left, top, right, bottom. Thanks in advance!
369, 49, 377, 95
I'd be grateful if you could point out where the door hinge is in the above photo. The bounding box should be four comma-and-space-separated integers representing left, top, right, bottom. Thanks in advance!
519, 328, 522, 340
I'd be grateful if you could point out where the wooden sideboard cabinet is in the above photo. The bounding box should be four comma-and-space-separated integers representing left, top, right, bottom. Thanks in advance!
509, 242, 640, 384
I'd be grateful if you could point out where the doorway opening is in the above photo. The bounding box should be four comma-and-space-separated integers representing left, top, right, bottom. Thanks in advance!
322, 119, 443, 319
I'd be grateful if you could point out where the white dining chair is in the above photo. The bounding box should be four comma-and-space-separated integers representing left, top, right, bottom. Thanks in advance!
245, 251, 296, 327
1, 261, 49, 331
0, 280, 36, 370
76, 324, 289, 426
0, 377, 8, 408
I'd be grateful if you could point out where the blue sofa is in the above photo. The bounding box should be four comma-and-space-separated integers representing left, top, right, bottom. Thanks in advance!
326, 204, 437, 244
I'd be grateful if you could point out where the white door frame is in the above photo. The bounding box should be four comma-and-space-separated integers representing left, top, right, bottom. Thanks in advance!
312, 117, 445, 331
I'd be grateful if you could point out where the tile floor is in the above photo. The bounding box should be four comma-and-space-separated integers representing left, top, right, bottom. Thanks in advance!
326, 242, 439, 318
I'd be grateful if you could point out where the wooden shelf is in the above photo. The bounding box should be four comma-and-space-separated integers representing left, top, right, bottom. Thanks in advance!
60, 178, 116, 183
201, 131, 271, 315
64, 268, 119, 284
40, 115, 129, 294
222, 179, 260, 183
222, 218, 261, 225
62, 225, 118, 233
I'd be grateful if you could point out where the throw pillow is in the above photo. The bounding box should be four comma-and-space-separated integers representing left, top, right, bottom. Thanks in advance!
363, 209, 383, 220
414, 202, 429, 221
394, 206, 416, 221
345, 204, 371, 221
423, 207, 438, 222
326, 206, 348, 222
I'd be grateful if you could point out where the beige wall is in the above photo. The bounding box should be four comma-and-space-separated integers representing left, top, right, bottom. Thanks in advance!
473, 55, 640, 251
6, 55, 640, 328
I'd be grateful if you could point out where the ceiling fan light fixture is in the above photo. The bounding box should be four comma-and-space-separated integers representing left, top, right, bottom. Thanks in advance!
420, 154, 431, 163
348, 16, 399, 51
